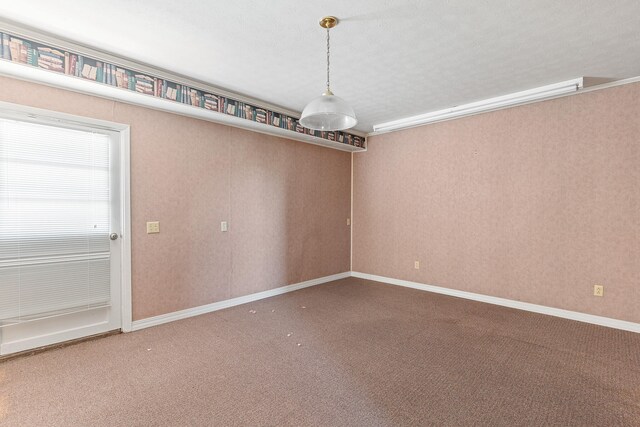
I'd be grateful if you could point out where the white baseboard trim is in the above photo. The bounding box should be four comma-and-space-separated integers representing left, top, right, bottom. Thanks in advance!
131, 272, 350, 331
351, 271, 640, 334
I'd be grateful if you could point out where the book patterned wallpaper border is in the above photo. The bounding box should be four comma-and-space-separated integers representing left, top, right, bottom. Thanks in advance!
0, 30, 365, 148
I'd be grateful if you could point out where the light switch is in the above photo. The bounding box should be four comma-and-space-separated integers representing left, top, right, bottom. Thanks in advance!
221, 221, 228, 232
347, 218, 351, 226
146, 221, 160, 234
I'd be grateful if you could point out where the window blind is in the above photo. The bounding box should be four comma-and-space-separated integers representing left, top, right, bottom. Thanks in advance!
0, 118, 112, 325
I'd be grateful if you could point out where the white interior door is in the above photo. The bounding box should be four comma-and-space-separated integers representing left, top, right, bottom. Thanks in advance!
0, 113, 126, 355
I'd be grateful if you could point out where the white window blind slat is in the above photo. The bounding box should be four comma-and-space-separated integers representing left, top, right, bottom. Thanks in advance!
0, 118, 112, 325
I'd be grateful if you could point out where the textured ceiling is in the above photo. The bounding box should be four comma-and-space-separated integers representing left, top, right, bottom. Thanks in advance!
1, 1, 640, 132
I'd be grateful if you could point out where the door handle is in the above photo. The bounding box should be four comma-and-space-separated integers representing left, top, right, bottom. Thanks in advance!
110, 233, 119, 241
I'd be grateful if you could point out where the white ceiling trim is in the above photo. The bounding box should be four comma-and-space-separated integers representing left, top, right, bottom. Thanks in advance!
0, 59, 366, 152
0, 19, 367, 152
372, 78, 584, 133
367, 75, 640, 136
0, 19, 308, 120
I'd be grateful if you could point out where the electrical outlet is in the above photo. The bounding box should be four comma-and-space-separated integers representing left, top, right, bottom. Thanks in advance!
593, 285, 604, 297
414, 261, 420, 270
146, 221, 160, 234
347, 218, 351, 226
220, 221, 228, 232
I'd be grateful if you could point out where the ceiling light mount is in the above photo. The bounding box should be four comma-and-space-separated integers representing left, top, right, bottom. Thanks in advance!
300, 15, 357, 131
319, 16, 338, 29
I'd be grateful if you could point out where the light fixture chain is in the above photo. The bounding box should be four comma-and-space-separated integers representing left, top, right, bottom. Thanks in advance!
326, 27, 330, 92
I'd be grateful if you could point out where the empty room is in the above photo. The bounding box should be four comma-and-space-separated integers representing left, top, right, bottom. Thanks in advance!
0, 1, 639, 425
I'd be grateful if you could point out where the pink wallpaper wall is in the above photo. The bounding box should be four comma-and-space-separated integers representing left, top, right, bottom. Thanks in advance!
354, 83, 640, 323
0, 76, 351, 320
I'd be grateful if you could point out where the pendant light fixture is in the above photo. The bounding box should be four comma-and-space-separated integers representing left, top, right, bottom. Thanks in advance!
300, 16, 357, 131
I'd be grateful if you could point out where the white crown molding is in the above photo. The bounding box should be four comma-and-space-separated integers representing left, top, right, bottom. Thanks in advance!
131, 272, 350, 331
0, 19, 367, 151
368, 75, 640, 136
371, 78, 584, 134
0, 18, 302, 121
0, 60, 365, 152
350, 272, 640, 334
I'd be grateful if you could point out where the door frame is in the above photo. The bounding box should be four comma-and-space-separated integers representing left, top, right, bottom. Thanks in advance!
0, 100, 132, 343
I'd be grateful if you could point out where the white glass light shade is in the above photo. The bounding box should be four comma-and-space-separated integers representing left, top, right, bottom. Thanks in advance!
299, 93, 357, 131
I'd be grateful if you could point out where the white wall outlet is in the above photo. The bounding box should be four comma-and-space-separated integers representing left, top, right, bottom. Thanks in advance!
594, 285, 604, 297
146, 221, 160, 234
347, 218, 351, 226
221, 221, 228, 232
414, 261, 420, 270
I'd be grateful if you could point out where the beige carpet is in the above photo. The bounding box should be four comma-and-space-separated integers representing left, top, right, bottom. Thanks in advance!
1, 277, 639, 426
